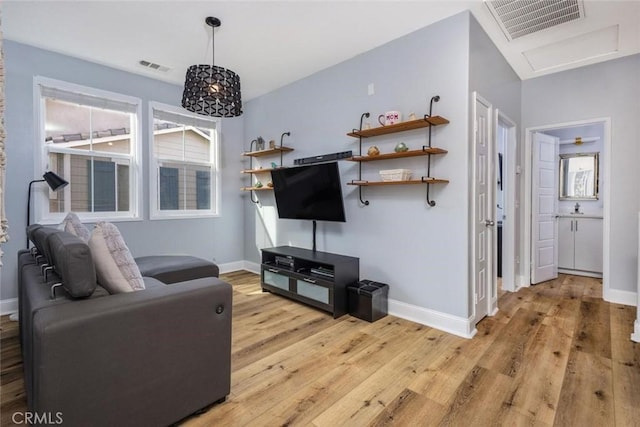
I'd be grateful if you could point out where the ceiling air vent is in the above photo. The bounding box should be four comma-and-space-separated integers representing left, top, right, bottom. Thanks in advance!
139, 60, 170, 72
486, 0, 585, 41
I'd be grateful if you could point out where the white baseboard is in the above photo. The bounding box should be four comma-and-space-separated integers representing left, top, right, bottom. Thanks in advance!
217, 260, 261, 275
0, 298, 18, 316
218, 261, 247, 274
242, 261, 261, 275
632, 319, 640, 343
388, 299, 476, 339
604, 288, 637, 307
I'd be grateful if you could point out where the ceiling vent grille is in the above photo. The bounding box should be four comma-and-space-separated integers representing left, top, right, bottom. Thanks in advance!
486, 0, 585, 41
139, 60, 170, 73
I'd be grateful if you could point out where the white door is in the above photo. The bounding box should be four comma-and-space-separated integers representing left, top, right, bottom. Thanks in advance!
472, 93, 493, 323
531, 132, 558, 284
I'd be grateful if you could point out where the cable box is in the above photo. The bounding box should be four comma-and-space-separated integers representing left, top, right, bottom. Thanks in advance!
310, 267, 334, 278
275, 256, 294, 268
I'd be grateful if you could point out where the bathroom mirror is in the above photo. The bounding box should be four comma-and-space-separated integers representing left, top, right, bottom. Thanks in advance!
559, 152, 599, 200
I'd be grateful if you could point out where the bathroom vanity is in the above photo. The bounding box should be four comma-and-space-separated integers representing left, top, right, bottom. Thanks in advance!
557, 213, 603, 277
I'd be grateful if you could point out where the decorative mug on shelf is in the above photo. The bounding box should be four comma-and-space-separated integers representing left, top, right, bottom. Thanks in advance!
378, 110, 401, 126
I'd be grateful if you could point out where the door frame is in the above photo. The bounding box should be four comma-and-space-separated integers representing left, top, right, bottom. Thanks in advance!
522, 117, 611, 295
470, 91, 495, 323
495, 110, 517, 292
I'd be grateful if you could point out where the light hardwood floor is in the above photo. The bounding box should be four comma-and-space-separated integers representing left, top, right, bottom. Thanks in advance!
1, 272, 638, 426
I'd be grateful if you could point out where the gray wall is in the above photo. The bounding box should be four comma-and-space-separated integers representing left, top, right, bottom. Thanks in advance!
467, 15, 522, 302
243, 12, 474, 318
522, 54, 640, 293
1, 41, 245, 300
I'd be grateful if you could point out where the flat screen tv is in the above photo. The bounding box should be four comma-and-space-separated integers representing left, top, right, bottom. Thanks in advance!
271, 162, 346, 222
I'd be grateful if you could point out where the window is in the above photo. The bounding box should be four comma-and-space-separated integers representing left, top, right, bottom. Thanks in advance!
149, 102, 219, 219
35, 77, 141, 223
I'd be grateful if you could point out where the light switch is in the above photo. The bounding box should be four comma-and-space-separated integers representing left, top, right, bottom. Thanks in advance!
368, 83, 374, 96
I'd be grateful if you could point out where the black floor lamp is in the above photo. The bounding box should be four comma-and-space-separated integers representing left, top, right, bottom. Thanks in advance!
26, 171, 68, 247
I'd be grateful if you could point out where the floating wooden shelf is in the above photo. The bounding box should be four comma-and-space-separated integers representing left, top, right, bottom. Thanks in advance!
241, 167, 287, 174
242, 146, 294, 157
347, 116, 449, 138
241, 186, 273, 191
347, 178, 449, 187
346, 148, 447, 162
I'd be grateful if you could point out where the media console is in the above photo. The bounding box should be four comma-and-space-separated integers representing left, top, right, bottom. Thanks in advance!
261, 246, 359, 318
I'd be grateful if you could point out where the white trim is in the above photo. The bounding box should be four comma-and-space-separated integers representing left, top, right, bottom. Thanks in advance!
33, 76, 143, 224
217, 261, 261, 275
0, 298, 18, 315
148, 101, 221, 220
557, 268, 602, 278
603, 287, 636, 307
632, 320, 640, 343
389, 299, 477, 339
242, 261, 261, 275
523, 118, 611, 295
496, 110, 518, 293
214, 262, 476, 338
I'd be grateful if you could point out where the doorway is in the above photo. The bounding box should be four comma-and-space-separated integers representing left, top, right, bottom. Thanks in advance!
523, 118, 610, 295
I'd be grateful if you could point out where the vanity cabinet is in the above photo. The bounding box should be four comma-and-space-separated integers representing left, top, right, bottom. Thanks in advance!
558, 216, 603, 275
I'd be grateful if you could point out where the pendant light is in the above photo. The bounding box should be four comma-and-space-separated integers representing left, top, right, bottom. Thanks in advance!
182, 17, 242, 117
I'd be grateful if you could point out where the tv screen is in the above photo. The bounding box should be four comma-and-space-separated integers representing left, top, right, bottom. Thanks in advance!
271, 162, 346, 222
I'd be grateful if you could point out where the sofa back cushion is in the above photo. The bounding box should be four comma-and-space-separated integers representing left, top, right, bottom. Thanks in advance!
30, 226, 63, 265
48, 231, 97, 298
89, 222, 145, 294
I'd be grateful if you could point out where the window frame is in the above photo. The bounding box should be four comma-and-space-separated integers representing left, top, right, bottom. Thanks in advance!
34, 76, 143, 224
148, 101, 221, 220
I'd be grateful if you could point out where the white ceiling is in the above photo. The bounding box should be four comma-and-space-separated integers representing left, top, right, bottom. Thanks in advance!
2, 1, 639, 101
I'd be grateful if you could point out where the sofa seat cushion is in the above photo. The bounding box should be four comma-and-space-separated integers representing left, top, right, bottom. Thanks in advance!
135, 255, 219, 284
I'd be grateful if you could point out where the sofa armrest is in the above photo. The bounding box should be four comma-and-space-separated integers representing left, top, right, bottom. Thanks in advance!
31, 277, 232, 427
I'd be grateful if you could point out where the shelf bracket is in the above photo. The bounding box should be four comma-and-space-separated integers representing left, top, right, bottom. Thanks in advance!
422, 177, 437, 207
248, 139, 260, 204
356, 112, 370, 206
424, 95, 440, 207
279, 132, 291, 166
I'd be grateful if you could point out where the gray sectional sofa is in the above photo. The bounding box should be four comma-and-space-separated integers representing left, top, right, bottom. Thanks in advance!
19, 225, 232, 427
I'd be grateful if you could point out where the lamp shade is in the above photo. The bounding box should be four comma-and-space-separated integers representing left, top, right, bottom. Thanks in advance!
42, 171, 69, 191
182, 64, 242, 117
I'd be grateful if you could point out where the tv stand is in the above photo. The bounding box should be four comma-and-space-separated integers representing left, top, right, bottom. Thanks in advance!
261, 246, 359, 318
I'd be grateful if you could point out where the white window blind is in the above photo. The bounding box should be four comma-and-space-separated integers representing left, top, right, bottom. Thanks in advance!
40, 85, 139, 113
152, 108, 217, 129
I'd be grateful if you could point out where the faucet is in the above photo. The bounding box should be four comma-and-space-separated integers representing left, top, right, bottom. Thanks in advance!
574, 202, 581, 214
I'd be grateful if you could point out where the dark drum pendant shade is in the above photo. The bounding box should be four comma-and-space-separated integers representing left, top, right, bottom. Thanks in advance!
182, 16, 243, 118
182, 64, 242, 117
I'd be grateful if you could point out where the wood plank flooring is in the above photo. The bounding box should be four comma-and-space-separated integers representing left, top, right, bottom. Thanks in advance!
1, 272, 638, 426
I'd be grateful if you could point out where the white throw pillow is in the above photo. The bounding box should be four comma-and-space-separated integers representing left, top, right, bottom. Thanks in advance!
62, 212, 91, 242
89, 222, 145, 294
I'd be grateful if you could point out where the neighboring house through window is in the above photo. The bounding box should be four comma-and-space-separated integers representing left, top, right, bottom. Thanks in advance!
35, 77, 141, 223
149, 102, 219, 219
